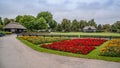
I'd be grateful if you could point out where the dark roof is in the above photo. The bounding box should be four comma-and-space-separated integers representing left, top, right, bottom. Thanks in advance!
3, 22, 26, 29
83, 26, 96, 30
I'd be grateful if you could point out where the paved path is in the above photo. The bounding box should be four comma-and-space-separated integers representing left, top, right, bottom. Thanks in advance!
0, 34, 120, 68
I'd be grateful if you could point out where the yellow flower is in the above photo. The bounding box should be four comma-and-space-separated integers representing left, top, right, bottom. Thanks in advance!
101, 48, 106, 53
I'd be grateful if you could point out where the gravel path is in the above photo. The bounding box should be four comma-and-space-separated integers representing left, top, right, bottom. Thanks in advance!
0, 34, 120, 68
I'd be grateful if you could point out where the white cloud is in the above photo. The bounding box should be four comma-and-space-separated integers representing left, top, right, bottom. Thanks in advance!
0, 0, 120, 24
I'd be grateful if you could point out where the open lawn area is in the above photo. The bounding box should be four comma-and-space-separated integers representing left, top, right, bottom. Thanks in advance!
51, 32, 120, 36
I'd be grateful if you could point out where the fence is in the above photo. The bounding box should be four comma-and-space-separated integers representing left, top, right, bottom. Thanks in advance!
17, 33, 120, 40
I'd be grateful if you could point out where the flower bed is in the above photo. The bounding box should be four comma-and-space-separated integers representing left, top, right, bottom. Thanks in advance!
41, 38, 106, 55
101, 39, 120, 57
19, 36, 69, 44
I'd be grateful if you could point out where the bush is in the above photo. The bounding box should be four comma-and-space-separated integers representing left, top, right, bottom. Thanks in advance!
0, 31, 5, 37
3, 31, 12, 35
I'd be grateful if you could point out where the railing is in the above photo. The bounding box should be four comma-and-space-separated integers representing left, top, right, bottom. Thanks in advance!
17, 33, 79, 38
17, 33, 120, 40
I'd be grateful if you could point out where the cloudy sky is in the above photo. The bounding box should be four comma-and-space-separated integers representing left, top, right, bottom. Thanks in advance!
0, 0, 120, 24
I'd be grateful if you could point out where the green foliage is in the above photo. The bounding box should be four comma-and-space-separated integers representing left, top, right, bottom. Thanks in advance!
111, 21, 120, 33
71, 19, 79, 32
37, 11, 53, 23
0, 25, 3, 30
79, 20, 87, 29
56, 24, 62, 32
0, 17, 3, 25
15, 15, 35, 30
3, 18, 10, 25
61, 19, 71, 32
88, 19, 97, 27
103, 24, 111, 32
35, 17, 48, 30
15, 15, 24, 23
3, 31, 12, 34
49, 20, 57, 31
0, 31, 12, 35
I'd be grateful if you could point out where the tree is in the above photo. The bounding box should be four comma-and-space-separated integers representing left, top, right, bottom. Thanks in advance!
79, 20, 87, 29
15, 15, 35, 30
49, 20, 57, 31
56, 24, 62, 32
0, 25, 3, 30
112, 21, 120, 33
114, 21, 120, 29
88, 19, 97, 27
37, 11, 53, 23
15, 15, 24, 23
9, 19, 15, 22
61, 19, 71, 32
71, 19, 79, 31
111, 24, 117, 32
97, 24, 103, 30
24, 20, 35, 31
3, 18, 10, 25
0, 17, 3, 25
97, 24, 103, 32
103, 24, 111, 32
35, 17, 48, 30
0, 17, 3, 30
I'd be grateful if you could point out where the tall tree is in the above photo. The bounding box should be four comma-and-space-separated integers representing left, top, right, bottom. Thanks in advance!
35, 17, 48, 30
61, 19, 71, 32
97, 24, 103, 30
37, 11, 53, 23
88, 19, 97, 27
79, 20, 87, 29
56, 24, 62, 32
103, 24, 111, 32
3, 18, 10, 25
112, 21, 120, 33
71, 19, 79, 31
0, 17, 3, 25
49, 20, 57, 31
15, 15, 24, 23
0, 17, 3, 30
16, 15, 35, 30
111, 24, 117, 32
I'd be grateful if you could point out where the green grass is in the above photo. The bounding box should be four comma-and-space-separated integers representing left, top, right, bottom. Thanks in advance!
51, 32, 120, 36
17, 38, 120, 62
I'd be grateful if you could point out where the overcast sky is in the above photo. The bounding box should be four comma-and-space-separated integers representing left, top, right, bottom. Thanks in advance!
0, 0, 120, 24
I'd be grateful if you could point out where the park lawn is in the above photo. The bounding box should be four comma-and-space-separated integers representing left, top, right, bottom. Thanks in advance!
51, 32, 120, 36
17, 37, 120, 62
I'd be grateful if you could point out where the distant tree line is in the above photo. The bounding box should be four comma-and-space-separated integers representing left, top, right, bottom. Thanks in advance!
0, 11, 120, 33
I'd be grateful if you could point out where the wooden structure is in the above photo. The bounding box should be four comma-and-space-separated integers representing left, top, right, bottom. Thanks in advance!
3, 22, 26, 33
83, 26, 96, 32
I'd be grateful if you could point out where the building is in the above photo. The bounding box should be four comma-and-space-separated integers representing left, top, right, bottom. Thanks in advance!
3, 22, 26, 33
83, 26, 96, 32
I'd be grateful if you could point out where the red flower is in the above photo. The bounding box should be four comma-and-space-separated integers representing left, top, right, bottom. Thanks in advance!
41, 38, 106, 55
